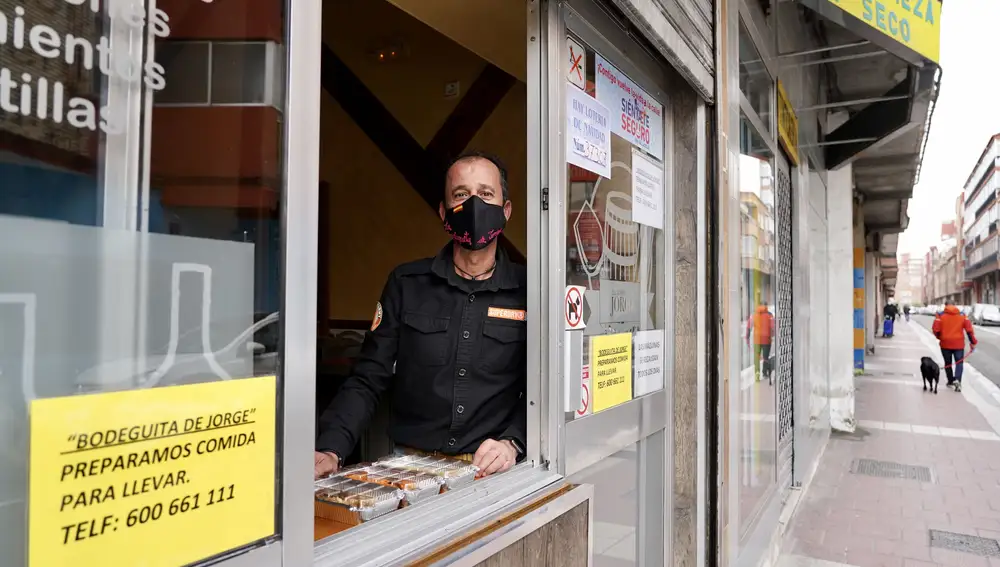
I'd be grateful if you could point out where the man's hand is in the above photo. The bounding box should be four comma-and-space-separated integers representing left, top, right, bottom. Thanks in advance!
314, 451, 339, 479
473, 439, 517, 478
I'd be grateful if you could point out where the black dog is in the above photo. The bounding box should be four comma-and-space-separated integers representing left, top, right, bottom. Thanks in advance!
762, 356, 775, 384
920, 357, 940, 394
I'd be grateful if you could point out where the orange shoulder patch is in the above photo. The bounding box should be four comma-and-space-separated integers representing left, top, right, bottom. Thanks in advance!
371, 302, 383, 331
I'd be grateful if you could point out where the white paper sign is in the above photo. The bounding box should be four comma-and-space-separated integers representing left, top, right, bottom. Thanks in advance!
634, 330, 664, 396
631, 149, 664, 229
566, 84, 611, 179
567, 36, 586, 90
595, 54, 664, 160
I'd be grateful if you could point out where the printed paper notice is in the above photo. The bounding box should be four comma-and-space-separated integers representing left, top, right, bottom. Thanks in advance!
566, 84, 611, 179
590, 333, 633, 413
595, 54, 664, 160
634, 330, 665, 396
631, 149, 664, 229
29, 376, 277, 567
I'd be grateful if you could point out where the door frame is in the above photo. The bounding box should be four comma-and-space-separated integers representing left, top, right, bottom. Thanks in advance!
541, 0, 676, 563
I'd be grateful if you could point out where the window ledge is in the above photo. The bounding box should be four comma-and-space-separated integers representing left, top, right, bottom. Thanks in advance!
313, 463, 562, 567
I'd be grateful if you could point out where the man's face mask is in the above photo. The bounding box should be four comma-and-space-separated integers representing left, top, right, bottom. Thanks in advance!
443, 195, 507, 250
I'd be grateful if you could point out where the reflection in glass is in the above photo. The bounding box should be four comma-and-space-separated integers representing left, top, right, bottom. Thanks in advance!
0, 0, 286, 563
157, 42, 211, 104
563, 40, 666, 421
738, 112, 776, 534
568, 444, 639, 566
738, 21, 772, 131
211, 43, 270, 105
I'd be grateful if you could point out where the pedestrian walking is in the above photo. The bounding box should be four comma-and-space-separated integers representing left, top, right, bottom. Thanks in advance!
903, 304, 911, 322
746, 302, 774, 384
882, 301, 898, 337
932, 301, 978, 392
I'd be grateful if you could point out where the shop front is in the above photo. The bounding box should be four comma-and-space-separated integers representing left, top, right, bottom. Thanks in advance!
0, 0, 714, 565
714, 0, 941, 564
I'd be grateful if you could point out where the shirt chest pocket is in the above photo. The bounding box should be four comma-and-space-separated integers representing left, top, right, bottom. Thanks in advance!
478, 320, 526, 375
401, 312, 451, 367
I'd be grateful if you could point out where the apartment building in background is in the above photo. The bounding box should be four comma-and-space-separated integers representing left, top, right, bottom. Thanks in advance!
963, 134, 1000, 304
895, 253, 923, 306
922, 221, 963, 305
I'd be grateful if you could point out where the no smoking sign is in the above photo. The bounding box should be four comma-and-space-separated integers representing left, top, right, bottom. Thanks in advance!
565, 285, 586, 330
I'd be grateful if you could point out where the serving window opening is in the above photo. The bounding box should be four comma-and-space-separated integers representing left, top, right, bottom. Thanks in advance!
311, 0, 530, 543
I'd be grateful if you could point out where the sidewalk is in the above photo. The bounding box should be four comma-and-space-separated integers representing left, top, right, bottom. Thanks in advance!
779, 320, 1000, 567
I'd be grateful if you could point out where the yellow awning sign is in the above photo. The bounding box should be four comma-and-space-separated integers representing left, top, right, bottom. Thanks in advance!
827, 0, 942, 63
29, 376, 276, 567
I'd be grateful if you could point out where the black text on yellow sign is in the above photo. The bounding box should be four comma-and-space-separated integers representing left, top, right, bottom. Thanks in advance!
829, 0, 941, 63
29, 376, 276, 567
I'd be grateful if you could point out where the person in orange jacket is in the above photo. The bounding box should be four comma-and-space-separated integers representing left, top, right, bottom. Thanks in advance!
932, 301, 978, 392
746, 302, 775, 384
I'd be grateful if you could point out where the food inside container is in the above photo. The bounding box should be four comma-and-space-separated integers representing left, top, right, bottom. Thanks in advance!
376, 455, 478, 492
314, 477, 402, 525
393, 471, 443, 506
335, 465, 444, 505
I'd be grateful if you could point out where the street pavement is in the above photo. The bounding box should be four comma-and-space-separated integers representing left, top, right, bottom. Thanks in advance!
912, 314, 1000, 390
778, 320, 1000, 567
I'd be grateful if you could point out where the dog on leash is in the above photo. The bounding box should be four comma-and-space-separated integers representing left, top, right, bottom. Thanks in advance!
762, 356, 774, 385
920, 357, 940, 394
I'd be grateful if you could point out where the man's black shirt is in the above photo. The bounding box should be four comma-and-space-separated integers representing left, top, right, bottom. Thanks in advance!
317, 243, 527, 459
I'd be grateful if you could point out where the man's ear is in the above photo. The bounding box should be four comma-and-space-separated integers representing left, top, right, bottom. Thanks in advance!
503, 200, 512, 221
439, 202, 447, 222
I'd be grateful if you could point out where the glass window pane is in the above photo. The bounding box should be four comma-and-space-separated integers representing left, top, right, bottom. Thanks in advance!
565, 39, 667, 420
0, 3, 286, 565
156, 42, 211, 104
739, 21, 772, 131
738, 112, 776, 535
568, 444, 639, 566
211, 43, 269, 104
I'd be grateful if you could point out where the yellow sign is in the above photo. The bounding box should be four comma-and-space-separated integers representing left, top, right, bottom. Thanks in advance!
590, 333, 633, 412
827, 0, 942, 63
776, 81, 799, 166
29, 376, 277, 567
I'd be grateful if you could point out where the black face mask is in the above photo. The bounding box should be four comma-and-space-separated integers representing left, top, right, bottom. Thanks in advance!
443, 196, 507, 250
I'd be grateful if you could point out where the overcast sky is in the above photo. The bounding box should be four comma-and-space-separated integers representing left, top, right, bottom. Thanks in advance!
898, 1, 999, 258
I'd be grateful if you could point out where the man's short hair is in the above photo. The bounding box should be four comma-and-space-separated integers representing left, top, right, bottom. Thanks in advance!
445, 150, 509, 202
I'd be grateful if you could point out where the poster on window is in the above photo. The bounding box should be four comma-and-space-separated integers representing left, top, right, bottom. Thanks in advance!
594, 54, 663, 160
631, 149, 664, 229
566, 84, 611, 178
633, 329, 664, 396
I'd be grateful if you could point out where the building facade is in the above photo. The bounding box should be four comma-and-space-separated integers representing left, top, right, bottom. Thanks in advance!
895, 253, 923, 307
716, 1, 940, 565
963, 134, 1000, 305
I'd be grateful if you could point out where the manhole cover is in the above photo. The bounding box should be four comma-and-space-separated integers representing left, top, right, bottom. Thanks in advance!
849, 458, 932, 482
929, 529, 1000, 557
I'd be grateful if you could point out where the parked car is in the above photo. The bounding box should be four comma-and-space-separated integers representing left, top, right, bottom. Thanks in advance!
74, 312, 280, 393
972, 304, 987, 324
980, 304, 1000, 326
